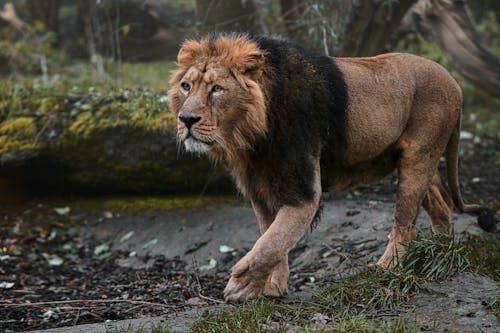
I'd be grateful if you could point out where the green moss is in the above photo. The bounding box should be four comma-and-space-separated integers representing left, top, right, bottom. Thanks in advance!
0, 117, 39, 154
0, 117, 37, 137
67, 112, 97, 138
35, 97, 60, 113
0, 81, 223, 193
75, 195, 238, 213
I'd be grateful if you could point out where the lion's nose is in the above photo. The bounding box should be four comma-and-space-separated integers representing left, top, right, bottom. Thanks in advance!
178, 115, 201, 129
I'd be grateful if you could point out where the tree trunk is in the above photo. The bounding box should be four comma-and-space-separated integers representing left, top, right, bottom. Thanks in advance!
397, 0, 500, 98
333, 0, 417, 56
25, 0, 59, 35
195, 0, 258, 33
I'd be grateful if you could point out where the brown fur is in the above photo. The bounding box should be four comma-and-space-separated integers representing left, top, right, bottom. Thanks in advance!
169, 36, 476, 302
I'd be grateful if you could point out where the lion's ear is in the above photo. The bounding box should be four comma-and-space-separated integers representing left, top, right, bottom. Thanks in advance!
237, 51, 265, 79
177, 40, 204, 69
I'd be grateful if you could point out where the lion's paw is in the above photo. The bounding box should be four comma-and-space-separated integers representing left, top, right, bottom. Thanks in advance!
224, 274, 267, 303
263, 261, 289, 297
224, 256, 270, 303
263, 279, 287, 297
376, 241, 408, 269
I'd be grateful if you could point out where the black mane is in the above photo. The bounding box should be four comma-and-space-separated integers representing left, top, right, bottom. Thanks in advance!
246, 36, 349, 206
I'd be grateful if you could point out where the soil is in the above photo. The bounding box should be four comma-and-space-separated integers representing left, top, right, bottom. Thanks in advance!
0, 136, 499, 332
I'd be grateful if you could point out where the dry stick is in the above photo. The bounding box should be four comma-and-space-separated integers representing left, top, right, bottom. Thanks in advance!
73, 308, 81, 326
191, 257, 226, 305
0, 299, 176, 308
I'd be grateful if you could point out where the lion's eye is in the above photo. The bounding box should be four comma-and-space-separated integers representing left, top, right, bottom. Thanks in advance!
211, 85, 223, 93
181, 82, 191, 92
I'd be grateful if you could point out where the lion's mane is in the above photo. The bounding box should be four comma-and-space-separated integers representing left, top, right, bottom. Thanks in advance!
169, 34, 348, 210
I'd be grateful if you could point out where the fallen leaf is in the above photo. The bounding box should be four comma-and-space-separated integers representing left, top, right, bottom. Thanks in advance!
219, 245, 235, 253
199, 258, 217, 271
260, 320, 281, 330
0, 281, 14, 289
312, 312, 330, 324
94, 252, 113, 260
94, 243, 109, 255
142, 238, 158, 249
42, 310, 57, 320
45, 255, 63, 266
120, 231, 135, 243
186, 297, 208, 306
54, 207, 71, 215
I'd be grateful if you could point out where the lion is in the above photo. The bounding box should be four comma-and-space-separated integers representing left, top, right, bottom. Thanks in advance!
168, 34, 483, 303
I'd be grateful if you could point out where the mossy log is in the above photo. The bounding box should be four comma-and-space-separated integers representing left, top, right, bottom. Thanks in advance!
0, 84, 232, 194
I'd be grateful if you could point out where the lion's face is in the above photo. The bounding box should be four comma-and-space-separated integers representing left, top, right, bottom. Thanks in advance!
171, 64, 251, 154
169, 36, 268, 160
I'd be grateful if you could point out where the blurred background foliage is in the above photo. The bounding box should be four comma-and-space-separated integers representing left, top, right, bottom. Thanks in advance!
0, 0, 498, 195
0, 0, 498, 135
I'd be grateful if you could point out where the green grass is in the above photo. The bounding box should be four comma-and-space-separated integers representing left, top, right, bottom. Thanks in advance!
397, 231, 470, 281
190, 231, 493, 332
74, 195, 240, 213
57, 59, 177, 92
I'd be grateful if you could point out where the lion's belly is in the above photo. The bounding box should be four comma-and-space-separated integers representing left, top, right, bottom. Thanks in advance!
336, 54, 416, 165
322, 145, 399, 192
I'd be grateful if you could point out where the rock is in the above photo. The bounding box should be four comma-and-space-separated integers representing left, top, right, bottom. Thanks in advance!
0, 84, 232, 194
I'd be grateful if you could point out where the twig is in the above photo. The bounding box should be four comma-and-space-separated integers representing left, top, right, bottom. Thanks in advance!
191, 257, 226, 304
73, 308, 81, 326
198, 292, 226, 304
0, 299, 177, 308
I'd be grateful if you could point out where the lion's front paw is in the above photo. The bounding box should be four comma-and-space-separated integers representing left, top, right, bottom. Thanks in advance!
263, 259, 289, 297
224, 274, 267, 303
223, 256, 269, 303
376, 237, 410, 269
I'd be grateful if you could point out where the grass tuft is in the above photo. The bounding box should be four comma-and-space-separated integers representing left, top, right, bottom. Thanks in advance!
191, 300, 281, 333
398, 231, 470, 281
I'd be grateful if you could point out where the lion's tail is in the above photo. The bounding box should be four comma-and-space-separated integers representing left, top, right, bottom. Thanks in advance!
445, 118, 481, 214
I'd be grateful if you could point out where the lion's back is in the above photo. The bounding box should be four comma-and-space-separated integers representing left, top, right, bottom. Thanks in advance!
335, 53, 462, 166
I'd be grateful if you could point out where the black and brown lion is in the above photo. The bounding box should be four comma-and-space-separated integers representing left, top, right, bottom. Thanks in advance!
168, 34, 483, 302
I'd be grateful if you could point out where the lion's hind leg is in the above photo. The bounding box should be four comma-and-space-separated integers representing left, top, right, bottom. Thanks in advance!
422, 172, 453, 234
377, 141, 442, 268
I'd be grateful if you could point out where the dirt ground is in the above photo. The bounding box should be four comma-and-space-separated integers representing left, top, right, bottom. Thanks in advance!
0, 136, 499, 332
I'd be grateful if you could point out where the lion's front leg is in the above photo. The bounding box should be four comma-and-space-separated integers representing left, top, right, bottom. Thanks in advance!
224, 202, 318, 302
224, 164, 321, 303
252, 200, 289, 297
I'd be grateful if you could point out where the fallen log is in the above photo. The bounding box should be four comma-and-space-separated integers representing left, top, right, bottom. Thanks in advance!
0, 84, 232, 195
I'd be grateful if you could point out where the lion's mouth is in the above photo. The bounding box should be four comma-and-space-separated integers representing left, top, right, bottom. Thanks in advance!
183, 136, 211, 154
185, 131, 214, 146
